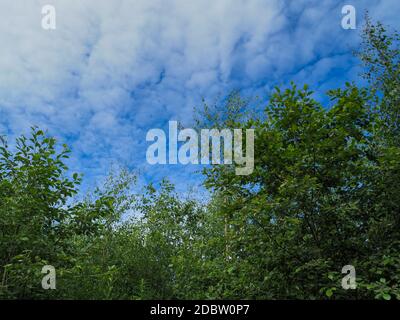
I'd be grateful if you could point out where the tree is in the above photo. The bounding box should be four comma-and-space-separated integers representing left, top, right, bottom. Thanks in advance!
1, 18, 399, 300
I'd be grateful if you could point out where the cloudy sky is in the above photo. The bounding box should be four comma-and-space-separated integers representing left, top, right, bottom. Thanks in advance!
0, 0, 399, 194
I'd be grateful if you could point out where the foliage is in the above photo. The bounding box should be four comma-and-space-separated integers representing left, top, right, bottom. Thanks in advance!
1, 19, 399, 300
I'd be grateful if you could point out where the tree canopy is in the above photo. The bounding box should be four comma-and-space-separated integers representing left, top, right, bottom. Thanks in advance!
1, 19, 399, 300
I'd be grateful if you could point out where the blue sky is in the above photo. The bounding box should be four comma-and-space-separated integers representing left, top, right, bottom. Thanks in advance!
0, 0, 399, 195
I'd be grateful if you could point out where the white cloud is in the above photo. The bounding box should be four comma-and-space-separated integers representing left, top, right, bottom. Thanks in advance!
0, 0, 399, 189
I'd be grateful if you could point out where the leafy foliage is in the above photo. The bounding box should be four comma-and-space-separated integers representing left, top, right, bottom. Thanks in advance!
1, 19, 399, 300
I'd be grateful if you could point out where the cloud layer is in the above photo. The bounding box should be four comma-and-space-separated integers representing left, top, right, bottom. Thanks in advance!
0, 0, 399, 192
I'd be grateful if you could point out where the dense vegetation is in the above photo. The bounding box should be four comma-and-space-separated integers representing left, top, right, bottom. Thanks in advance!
1, 20, 399, 300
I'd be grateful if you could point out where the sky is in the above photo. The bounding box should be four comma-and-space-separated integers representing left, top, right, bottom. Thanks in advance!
0, 0, 399, 195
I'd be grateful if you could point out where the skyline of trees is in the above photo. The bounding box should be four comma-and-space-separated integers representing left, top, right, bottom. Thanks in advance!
0, 18, 399, 300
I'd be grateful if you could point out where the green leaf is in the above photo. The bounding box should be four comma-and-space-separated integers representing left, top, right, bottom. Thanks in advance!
325, 288, 334, 298
382, 293, 391, 301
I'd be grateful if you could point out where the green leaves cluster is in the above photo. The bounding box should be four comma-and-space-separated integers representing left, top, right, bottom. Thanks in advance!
1, 19, 399, 300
